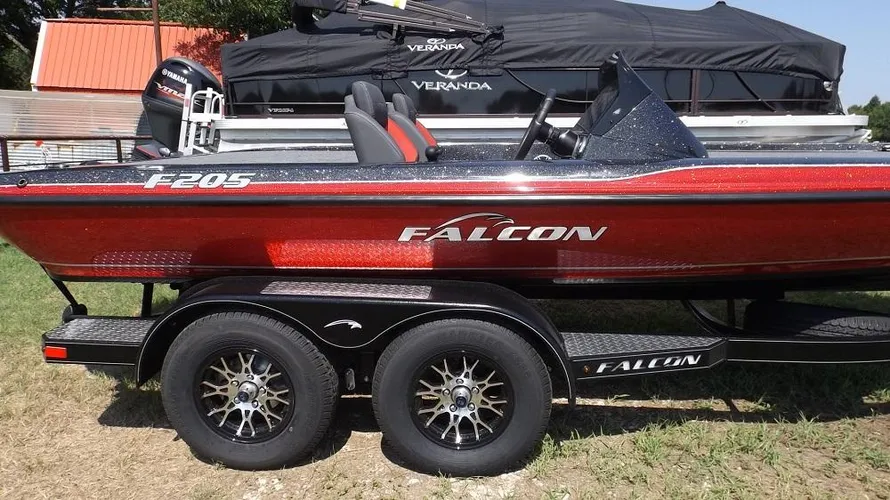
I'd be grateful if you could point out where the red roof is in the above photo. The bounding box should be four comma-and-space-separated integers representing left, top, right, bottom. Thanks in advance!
32, 18, 227, 94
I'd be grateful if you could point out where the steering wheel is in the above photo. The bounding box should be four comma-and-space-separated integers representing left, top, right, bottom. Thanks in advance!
514, 88, 557, 160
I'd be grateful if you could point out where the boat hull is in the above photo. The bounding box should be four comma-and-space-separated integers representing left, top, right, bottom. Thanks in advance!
3, 156, 890, 294
3, 201, 890, 281
4, 184, 890, 288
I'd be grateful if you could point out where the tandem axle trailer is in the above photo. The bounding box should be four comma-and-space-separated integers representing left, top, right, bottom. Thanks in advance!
40, 276, 890, 475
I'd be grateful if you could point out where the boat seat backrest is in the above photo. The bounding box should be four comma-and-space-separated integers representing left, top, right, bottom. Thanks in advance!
387, 102, 432, 162
392, 93, 418, 123
353, 81, 389, 128
345, 82, 418, 164
392, 93, 437, 147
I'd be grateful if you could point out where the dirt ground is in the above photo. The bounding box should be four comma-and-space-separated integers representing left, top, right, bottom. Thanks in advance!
1, 339, 888, 500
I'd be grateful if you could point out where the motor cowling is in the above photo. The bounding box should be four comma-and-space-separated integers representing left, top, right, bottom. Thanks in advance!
141, 57, 222, 151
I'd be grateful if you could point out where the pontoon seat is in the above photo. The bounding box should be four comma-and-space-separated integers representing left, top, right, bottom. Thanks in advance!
388, 93, 441, 161
345, 82, 418, 164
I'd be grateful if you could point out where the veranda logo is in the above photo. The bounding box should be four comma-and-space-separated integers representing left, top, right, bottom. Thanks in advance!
436, 70, 468, 80
411, 69, 492, 92
398, 212, 608, 242
407, 37, 466, 52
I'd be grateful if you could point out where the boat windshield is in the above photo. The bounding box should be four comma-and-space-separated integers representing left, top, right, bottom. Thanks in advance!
570, 53, 708, 162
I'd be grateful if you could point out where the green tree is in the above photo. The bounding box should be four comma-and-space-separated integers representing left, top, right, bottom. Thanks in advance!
161, 0, 292, 38
0, 0, 38, 88
849, 96, 890, 142
0, 40, 32, 90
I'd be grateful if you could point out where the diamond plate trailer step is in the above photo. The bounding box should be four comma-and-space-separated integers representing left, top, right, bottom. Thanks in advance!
563, 301, 890, 380
562, 332, 727, 380
42, 318, 154, 365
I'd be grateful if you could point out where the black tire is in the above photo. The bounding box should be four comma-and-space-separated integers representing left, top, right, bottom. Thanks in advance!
744, 300, 890, 337
372, 319, 551, 476
161, 312, 338, 469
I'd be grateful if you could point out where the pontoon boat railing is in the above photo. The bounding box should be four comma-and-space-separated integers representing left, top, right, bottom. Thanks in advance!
0, 135, 151, 171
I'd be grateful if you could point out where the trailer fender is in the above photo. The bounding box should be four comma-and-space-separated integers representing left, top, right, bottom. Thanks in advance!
135, 299, 314, 385
365, 306, 575, 400
135, 278, 576, 400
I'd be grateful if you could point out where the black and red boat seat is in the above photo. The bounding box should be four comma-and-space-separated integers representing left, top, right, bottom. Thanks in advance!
345, 82, 418, 164
388, 93, 441, 161
393, 93, 437, 146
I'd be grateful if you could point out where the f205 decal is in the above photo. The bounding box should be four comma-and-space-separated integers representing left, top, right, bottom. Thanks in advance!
143, 173, 256, 189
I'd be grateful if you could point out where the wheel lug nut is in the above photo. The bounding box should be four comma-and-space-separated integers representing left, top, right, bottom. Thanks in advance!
443, 389, 450, 396
231, 380, 238, 385
469, 403, 475, 411
472, 387, 479, 393
449, 405, 457, 412
247, 375, 253, 380
252, 401, 259, 408
456, 379, 464, 384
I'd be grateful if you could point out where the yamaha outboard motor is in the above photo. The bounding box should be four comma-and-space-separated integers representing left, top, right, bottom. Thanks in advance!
141, 57, 221, 153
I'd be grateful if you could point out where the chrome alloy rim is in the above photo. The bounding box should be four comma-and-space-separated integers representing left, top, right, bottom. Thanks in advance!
195, 350, 293, 442
410, 352, 512, 449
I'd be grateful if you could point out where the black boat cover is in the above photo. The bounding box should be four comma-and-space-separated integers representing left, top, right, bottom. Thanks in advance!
221, 0, 845, 84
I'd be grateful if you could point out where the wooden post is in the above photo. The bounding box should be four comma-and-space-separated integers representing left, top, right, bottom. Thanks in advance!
152, 0, 163, 66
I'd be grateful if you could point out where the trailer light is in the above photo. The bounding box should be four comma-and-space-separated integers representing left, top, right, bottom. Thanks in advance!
44, 346, 68, 360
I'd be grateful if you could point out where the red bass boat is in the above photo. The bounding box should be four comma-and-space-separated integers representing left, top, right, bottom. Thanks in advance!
2, 153, 890, 296
2, 55, 890, 297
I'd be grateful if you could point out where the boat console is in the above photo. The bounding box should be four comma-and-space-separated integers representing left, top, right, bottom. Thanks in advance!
521, 53, 709, 162
417, 53, 712, 164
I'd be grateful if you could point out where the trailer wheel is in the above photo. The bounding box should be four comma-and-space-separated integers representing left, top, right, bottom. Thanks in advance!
161, 312, 338, 469
372, 319, 551, 476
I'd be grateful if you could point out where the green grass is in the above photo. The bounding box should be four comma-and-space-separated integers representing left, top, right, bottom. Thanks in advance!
0, 241, 176, 344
